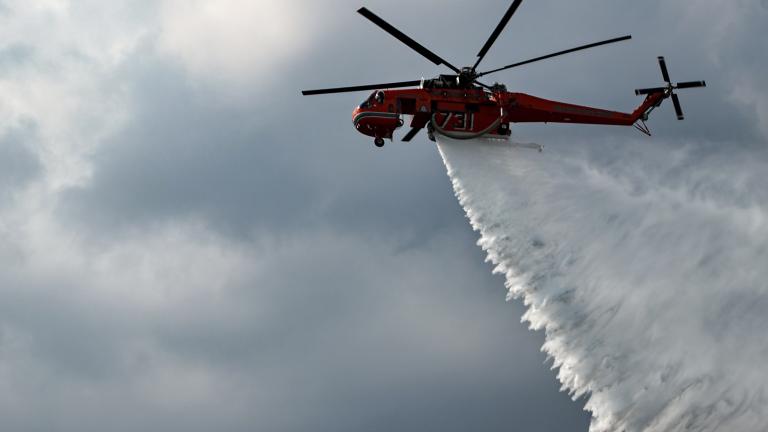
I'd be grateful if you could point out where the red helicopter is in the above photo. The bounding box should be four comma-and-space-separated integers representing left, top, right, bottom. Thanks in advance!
302, 1, 706, 148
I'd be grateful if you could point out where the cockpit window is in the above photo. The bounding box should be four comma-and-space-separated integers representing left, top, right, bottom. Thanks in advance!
359, 91, 377, 109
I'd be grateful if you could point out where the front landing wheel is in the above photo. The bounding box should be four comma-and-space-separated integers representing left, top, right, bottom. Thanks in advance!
374, 137, 385, 147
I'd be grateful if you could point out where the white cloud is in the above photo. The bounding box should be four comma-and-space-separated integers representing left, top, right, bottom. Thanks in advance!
158, 0, 312, 91
0, 0, 148, 190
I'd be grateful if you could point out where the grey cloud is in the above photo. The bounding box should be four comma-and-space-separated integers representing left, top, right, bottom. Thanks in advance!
0, 229, 588, 432
0, 121, 42, 204
59, 51, 320, 237
58, 49, 465, 246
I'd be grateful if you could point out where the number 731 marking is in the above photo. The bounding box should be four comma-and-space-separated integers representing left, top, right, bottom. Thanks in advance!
439, 112, 475, 130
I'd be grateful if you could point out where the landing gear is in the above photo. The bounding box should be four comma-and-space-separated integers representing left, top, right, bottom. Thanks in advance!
374, 137, 385, 147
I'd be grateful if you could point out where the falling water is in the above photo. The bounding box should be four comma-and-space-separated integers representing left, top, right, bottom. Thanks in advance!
438, 135, 768, 432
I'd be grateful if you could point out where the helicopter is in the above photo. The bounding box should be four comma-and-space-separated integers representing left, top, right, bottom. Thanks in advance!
302, 1, 706, 148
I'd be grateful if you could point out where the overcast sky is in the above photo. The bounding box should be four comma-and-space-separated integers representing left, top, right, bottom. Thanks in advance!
0, 1, 765, 431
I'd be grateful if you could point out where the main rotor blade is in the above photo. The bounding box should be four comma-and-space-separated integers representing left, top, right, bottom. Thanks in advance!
676, 80, 707, 89
402, 126, 422, 142
658, 56, 671, 83
473, 0, 524, 70
671, 93, 684, 120
357, 7, 460, 73
302, 80, 421, 96
477, 35, 632, 78
635, 87, 667, 95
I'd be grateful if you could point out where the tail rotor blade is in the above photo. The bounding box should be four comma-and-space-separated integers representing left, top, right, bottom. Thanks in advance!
676, 80, 707, 89
658, 56, 671, 83
671, 93, 684, 120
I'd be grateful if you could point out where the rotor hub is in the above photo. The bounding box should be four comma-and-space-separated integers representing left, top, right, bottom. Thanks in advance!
458, 67, 479, 86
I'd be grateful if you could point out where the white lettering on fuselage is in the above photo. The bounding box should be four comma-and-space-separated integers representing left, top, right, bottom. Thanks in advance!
439, 112, 476, 131
440, 113, 453, 129
455, 113, 465, 130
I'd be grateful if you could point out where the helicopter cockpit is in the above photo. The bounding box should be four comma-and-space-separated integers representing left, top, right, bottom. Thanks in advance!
359, 91, 385, 109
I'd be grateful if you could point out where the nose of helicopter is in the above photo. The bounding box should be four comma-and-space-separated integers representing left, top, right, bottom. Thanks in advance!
352, 105, 375, 137
351, 102, 403, 146
352, 105, 362, 123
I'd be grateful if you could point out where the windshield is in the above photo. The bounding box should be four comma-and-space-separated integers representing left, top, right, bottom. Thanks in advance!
359, 91, 377, 109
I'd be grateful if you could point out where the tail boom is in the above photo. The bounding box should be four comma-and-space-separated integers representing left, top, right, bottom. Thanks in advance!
502, 92, 665, 127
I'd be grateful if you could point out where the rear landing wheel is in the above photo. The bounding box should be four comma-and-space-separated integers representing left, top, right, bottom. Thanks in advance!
374, 137, 385, 147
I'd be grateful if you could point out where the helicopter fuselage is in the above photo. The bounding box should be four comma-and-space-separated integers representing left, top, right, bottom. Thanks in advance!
352, 82, 665, 143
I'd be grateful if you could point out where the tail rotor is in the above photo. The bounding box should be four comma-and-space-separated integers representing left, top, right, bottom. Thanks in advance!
634, 56, 706, 120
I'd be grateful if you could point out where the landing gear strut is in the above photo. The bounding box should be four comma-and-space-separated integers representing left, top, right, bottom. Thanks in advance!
374, 137, 385, 147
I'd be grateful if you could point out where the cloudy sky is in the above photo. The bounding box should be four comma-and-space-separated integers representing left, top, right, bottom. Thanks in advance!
0, 1, 765, 431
